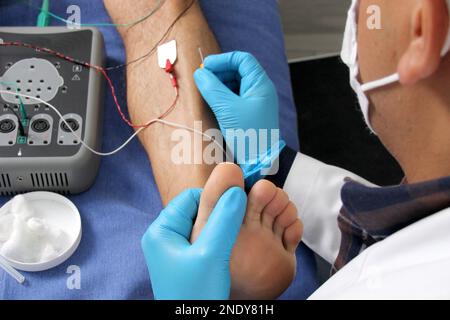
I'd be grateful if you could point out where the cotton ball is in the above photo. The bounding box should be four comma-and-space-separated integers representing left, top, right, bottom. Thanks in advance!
0, 196, 70, 264
0, 213, 15, 242
46, 226, 69, 253
0, 215, 42, 263
10, 195, 35, 220
41, 244, 59, 262
27, 217, 49, 237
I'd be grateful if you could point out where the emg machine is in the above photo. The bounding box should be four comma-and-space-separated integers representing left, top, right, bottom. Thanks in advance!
0, 27, 105, 195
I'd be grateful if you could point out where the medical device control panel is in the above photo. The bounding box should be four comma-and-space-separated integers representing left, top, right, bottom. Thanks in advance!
0, 27, 105, 195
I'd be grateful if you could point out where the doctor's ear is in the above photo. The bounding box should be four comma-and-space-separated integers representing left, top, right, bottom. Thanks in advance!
398, 0, 449, 85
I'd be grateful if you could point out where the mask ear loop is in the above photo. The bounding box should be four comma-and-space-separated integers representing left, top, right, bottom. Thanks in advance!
361, 24, 449, 94
361, 18, 450, 94
361, 73, 400, 92
361, 0, 450, 93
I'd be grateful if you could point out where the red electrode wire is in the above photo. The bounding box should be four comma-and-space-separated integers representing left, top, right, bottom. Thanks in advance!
0, 41, 179, 129
157, 59, 179, 119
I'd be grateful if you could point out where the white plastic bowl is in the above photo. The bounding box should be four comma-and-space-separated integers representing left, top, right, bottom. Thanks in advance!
0, 192, 82, 272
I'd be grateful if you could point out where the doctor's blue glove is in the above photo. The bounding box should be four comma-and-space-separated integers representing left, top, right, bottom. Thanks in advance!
141, 187, 247, 300
194, 52, 286, 187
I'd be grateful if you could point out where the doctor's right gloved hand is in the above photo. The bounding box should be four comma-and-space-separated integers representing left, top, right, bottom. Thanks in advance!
194, 52, 286, 187
141, 187, 247, 300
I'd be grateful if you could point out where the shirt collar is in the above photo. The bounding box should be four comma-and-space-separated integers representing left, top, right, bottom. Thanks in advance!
340, 175, 450, 234
333, 175, 450, 272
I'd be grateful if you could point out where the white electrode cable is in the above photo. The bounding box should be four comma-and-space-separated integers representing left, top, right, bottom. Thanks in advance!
0, 90, 144, 156
0, 255, 25, 284
155, 118, 229, 157
0, 90, 227, 157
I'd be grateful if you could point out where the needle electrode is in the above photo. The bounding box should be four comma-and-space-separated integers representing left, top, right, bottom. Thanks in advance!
198, 47, 205, 68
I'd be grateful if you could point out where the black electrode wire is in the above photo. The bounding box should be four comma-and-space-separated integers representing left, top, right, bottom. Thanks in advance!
105, 0, 196, 71
2, 0, 196, 73
4, 105, 26, 137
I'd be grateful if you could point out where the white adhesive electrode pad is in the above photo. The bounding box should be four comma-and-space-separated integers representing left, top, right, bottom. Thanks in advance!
157, 40, 177, 69
0, 58, 64, 105
0, 192, 81, 272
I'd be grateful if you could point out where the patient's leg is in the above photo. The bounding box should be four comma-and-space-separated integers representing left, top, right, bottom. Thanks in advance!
104, 1, 302, 299
192, 163, 303, 300
104, 0, 221, 205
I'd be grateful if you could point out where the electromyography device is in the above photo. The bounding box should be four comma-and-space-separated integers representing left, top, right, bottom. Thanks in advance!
0, 27, 105, 195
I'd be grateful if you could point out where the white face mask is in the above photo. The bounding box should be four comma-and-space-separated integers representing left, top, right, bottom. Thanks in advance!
341, 0, 450, 133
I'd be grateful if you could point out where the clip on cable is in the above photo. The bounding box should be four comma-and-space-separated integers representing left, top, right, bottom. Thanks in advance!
158, 40, 178, 88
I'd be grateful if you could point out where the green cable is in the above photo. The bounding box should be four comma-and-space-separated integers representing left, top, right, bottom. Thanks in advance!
19, 100, 27, 124
37, 0, 50, 27
23, 0, 164, 28
0, 81, 28, 137
0, 81, 28, 122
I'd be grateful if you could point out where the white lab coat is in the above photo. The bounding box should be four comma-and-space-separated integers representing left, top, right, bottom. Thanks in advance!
284, 153, 450, 300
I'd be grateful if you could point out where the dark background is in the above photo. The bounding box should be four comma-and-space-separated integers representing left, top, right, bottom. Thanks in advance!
289, 55, 404, 186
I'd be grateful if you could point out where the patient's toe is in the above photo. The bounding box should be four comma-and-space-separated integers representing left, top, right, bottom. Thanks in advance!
261, 188, 290, 230
274, 202, 298, 239
190, 162, 244, 243
245, 180, 278, 225
284, 219, 303, 254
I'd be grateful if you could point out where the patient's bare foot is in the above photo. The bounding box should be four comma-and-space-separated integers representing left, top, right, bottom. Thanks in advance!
191, 163, 303, 300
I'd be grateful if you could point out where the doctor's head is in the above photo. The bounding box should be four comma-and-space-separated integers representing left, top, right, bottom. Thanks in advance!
343, 0, 450, 182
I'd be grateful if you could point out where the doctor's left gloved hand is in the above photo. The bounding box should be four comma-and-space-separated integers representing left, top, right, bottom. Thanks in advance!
141, 187, 247, 300
194, 52, 286, 187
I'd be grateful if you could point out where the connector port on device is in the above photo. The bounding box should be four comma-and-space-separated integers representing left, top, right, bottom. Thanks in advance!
31, 119, 50, 133
0, 119, 16, 133
61, 119, 79, 132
